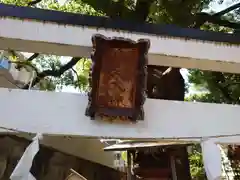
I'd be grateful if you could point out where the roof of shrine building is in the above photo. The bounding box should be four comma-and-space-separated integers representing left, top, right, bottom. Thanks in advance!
0, 3, 240, 44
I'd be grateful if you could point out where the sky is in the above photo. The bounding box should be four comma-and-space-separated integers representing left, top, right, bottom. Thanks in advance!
24, 0, 237, 94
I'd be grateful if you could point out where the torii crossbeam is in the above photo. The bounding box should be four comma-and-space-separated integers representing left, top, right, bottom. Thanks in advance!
0, 3, 240, 144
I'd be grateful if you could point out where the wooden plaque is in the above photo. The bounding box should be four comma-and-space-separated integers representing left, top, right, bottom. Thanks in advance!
85, 34, 150, 122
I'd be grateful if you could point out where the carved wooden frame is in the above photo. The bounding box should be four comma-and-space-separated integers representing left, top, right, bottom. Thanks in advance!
85, 34, 150, 122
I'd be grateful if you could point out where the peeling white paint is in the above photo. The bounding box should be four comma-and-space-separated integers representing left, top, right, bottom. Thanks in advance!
0, 88, 240, 142
0, 18, 240, 73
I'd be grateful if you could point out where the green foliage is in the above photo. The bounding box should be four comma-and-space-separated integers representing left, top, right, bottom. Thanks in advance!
186, 93, 222, 103
189, 144, 206, 180
74, 58, 92, 91
187, 11, 240, 179
1, 0, 239, 178
0, 0, 29, 6
45, 0, 104, 15
31, 55, 73, 90
121, 151, 127, 162
146, 0, 212, 25
0, 0, 99, 91
188, 69, 240, 104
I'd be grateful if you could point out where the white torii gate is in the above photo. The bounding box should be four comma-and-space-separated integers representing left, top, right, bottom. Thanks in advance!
0, 3, 240, 145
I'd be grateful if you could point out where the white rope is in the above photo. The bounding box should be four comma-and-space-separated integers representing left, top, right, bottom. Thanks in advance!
28, 70, 35, 90
0, 126, 42, 180
201, 139, 222, 180
10, 133, 42, 180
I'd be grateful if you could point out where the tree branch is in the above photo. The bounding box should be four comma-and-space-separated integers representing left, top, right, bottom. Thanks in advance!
71, 67, 81, 89
10, 60, 39, 74
224, 82, 240, 88
210, 72, 237, 104
192, 3, 240, 105
214, 2, 240, 17
27, 0, 43, 6
27, 53, 39, 61
194, 2, 240, 29
22, 57, 81, 89
209, 14, 238, 29
133, 0, 155, 22
16, 53, 39, 70
81, 0, 132, 18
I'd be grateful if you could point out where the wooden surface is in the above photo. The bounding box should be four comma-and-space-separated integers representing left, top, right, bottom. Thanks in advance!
86, 34, 148, 121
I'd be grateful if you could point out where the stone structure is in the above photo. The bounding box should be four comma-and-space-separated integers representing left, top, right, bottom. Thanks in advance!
0, 135, 123, 180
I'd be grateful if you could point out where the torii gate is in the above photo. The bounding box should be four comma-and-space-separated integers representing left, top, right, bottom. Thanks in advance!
0, 3, 240, 144
1, 3, 240, 180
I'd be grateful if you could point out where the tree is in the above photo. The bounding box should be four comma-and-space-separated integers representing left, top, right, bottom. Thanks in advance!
2, 0, 239, 92
2, 0, 239, 93
1, 0, 240, 179
0, 0, 100, 91
188, 144, 206, 180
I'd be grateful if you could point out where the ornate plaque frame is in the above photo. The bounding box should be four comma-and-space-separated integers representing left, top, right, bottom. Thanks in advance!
85, 34, 149, 122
